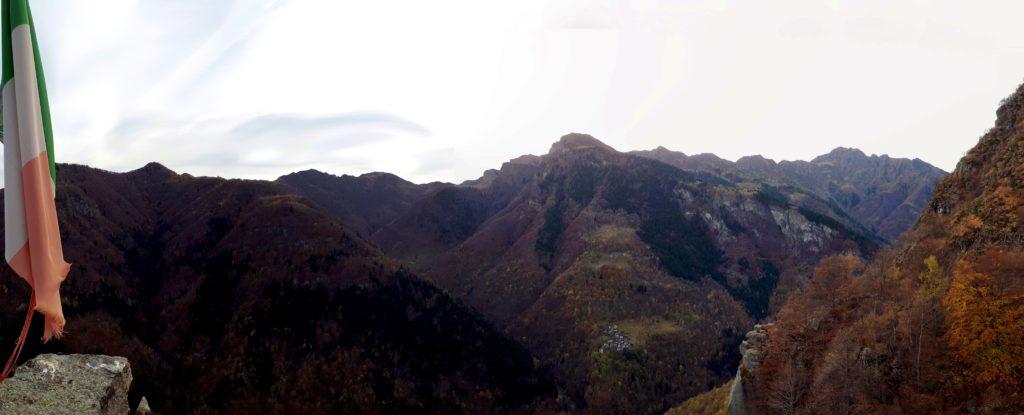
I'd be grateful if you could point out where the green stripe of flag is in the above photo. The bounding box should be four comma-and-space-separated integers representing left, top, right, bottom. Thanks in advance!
8, 0, 28, 28
2, 0, 14, 86
1, 0, 56, 182
2, 0, 30, 84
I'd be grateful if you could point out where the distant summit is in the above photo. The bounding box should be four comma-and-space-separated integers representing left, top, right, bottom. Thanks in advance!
126, 161, 176, 180
735, 154, 778, 170
811, 146, 867, 162
275, 169, 450, 237
548, 133, 616, 155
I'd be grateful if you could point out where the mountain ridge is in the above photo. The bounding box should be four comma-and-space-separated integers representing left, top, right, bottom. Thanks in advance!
0, 163, 558, 414
270, 140, 941, 245
632, 144, 946, 241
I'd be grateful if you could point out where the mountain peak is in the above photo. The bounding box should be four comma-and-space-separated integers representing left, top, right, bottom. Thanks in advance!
548, 133, 616, 155
277, 169, 337, 183
126, 162, 176, 180
813, 147, 868, 163
736, 154, 777, 167
136, 161, 172, 172
359, 171, 408, 184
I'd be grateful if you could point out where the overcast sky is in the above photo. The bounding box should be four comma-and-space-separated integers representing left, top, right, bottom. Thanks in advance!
15, 0, 1024, 183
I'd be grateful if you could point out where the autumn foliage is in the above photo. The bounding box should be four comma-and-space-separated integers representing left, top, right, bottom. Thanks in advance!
943, 253, 1024, 400
753, 80, 1024, 414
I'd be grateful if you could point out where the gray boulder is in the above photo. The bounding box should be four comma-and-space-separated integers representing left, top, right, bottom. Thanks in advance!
135, 396, 152, 414
0, 354, 132, 415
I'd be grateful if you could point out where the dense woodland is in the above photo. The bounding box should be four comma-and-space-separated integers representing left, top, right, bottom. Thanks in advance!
0, 164, 557, 414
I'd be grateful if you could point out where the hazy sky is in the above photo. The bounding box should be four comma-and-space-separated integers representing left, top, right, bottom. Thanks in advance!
15, 0, 1024, 183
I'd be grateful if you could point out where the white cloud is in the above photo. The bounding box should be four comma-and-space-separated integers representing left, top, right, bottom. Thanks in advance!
6, 0, 1024, 184
99, 111, 430, 179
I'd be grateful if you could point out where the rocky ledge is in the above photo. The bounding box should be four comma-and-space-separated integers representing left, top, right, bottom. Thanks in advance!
0, 354, 132, 415
727, 323, 771, 415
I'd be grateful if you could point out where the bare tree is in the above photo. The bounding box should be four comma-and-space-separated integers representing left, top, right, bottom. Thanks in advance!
767, 362, 804, 415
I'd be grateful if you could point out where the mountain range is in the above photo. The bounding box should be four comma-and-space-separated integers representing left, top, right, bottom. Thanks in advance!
280, 134, 944, 413
0, 132, 947, 413
632, 145, 945, 241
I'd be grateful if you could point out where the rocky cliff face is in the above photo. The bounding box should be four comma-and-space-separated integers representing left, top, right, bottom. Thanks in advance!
726, 324, 770, 415
0, 354, 132, 415
633, 146, 946, 241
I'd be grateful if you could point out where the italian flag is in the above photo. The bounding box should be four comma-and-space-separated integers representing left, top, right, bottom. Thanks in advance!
1, 0, 70, 344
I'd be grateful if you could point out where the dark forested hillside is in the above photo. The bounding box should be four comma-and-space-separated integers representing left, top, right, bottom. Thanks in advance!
750, 83, 1024, 414
0, 163, 556, 414
275, 169, 450, 237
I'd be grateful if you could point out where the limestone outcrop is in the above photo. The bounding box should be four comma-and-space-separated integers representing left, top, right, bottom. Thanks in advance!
727, 324, 771, 415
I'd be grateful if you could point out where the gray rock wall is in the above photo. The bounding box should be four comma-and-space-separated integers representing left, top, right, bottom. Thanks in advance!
728, 324, 771, 415
0, 354, 132, 415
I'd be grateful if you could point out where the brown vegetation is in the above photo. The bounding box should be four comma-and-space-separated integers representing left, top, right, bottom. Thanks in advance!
665, 380, 732, 415
752, 81, 1024, 414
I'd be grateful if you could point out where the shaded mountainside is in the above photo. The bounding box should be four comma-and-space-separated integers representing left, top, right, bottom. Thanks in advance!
633, 146, 945, 241
0, 163, 556, 414
749, 82, 1024, 414
346, 133, 882, 414
275, 169, 450, 237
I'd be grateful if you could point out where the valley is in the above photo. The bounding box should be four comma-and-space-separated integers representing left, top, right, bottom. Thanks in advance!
0, 132, 946, 414
281, 134, 944, 413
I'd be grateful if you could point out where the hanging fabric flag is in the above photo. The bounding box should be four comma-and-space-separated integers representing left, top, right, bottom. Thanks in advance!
0, 0, 71, 375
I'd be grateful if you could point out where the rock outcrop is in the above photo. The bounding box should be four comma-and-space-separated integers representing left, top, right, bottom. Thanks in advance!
135, 397, 152, 415
633, 146, 946, 241
0, 354, 132, 415
727, 324, 770, 415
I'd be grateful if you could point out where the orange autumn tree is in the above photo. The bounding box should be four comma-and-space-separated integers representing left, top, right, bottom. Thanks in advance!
942, 253, 1024, 398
